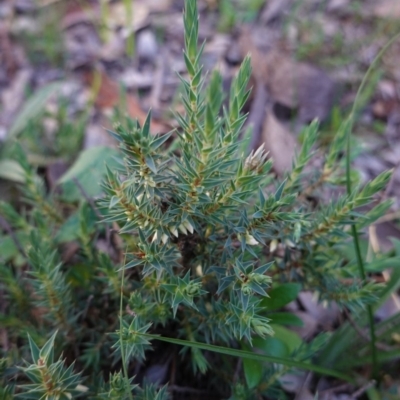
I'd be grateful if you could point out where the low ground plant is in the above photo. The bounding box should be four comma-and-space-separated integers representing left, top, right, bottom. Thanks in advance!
1, 1, 399, 399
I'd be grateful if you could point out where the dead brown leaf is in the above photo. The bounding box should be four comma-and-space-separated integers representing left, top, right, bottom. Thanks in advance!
373, 0, 400, 19
62, 1, 149, 31
108, 1, 149, 32
238, 27, 336, 124
372, 98, 399, 120
135, 0, 172, 13
262, 108, 297, 174
298, 291, 340, 327
84, 120, 117, 149
84, 70, 170, 134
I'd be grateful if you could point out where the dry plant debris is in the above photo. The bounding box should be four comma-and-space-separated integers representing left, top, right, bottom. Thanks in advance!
1, 0, 400, 398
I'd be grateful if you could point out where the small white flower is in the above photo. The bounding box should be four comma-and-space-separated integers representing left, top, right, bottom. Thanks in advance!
178, 223, 188, 234
76, 385, 89, 393
195, 264, 203, 277
152, 231, 169, 244
136, 193, 144, 202
284, 239, 295, 248
169, 226, 179, 237
125, 211, 132, 222
183, 219, 194, 234
245, 232, 258, 246
244, 144, 268, 171
161, 233, 169, 244
270, 239, 278, 253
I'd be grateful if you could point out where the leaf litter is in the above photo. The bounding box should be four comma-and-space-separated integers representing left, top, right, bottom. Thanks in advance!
1, 0, 400, 398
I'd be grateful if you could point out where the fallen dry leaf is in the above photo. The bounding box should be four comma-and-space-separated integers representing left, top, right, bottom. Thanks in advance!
98, 30, 126, 61
84, 70, 170, 134
108, 1, 149, 32
372, 98, 399, 120
290, 311, 318, 339
261, 0, 293, 23
135, 0, 173, 13
84, 120, 117, 149
62, 1, 149, 31
298, 291, 340, 327
262, 107, 297, 175
238, 27, 337, 124
372, 0, 400, 19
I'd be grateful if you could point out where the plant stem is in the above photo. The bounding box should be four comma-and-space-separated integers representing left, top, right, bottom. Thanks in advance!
120, 247, 134, 400
345, 30, 400, 381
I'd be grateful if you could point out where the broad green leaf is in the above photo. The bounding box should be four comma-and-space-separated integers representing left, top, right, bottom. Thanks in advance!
242, 355, 263, 389
261, 283, 301, 311
253, 325, 302, 359
253, 337, 288, 358
268, 312, 304, 327
58, 146, 120, 202
269, 325, 303, 355
8, 82, 63, 139
0, 160, 25, 183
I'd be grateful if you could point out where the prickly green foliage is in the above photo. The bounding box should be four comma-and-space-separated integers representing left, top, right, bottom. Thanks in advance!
100, 0, 391, 381
135, 383, 170, 400
0, 0, 396, 399
101, 8, 274, 344
98, 372, 138, 400
17, 332, 86, 399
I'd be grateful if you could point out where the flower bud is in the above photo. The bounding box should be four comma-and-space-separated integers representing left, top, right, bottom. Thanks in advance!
245, 232, 258, 246
285, 238, 295, 248
244, 144, 268, 172
185, 282, 201, 296
270, 239, 278, 253
169, 226, 179, 237
178, 223, 188, 234
183, 219, 194, 234
251, 320, 273, 338
161, 233, 169, 244
152, 231, 169, 244
250, 273, 271, 286
241, 284, 252, 296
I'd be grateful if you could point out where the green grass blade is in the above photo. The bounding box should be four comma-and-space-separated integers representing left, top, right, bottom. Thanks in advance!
345, 31, 400, 380
139, 333, 355, 383
8, 82, 63, 140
